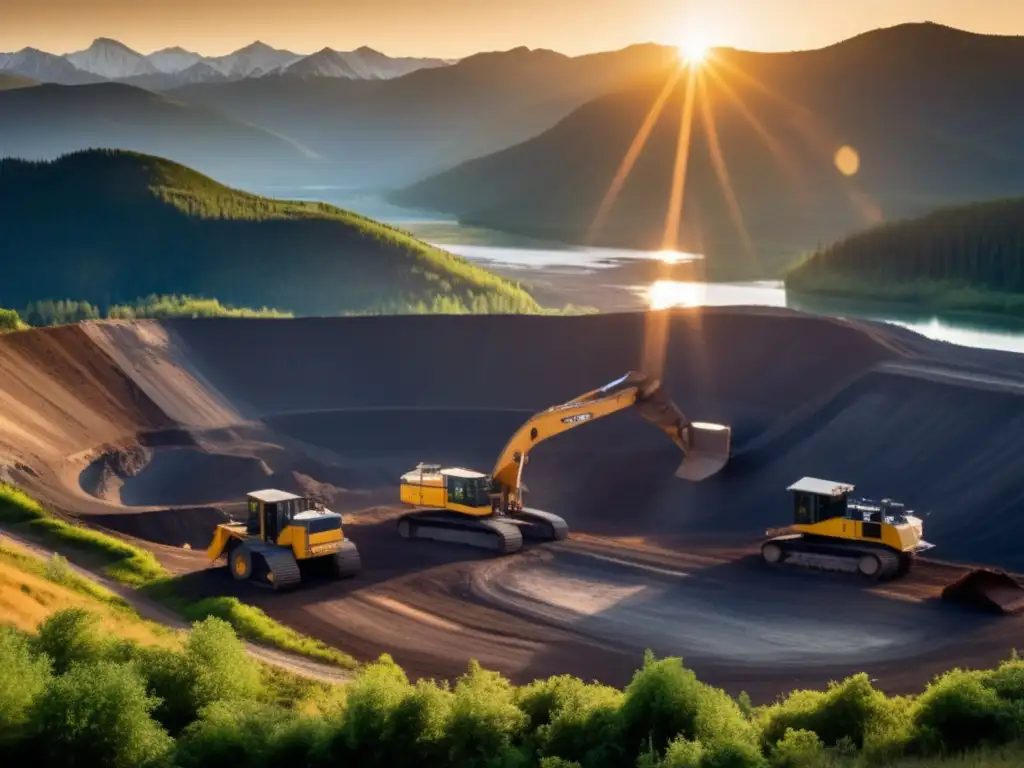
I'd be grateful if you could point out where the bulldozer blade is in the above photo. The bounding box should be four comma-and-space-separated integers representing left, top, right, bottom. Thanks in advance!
941, 568, 1024, 615
676, 421, 732, 482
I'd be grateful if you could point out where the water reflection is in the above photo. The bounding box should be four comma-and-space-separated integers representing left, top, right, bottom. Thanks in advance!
636, 280, 1024, 355
441, 244, 704, 271
644, 280, 787, 309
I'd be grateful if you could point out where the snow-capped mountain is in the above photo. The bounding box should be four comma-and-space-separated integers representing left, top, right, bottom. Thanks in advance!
276, 48, 362, 79
208, 41, 302, 77
3, 38, 456, 86
65, 37, 159, 79
0, 48, 101, 85
147, 46, 206, 74
270, 46, 451, 80
345, 46, 452, 79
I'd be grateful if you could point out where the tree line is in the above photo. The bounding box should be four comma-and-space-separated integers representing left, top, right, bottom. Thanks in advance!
2, 606, 1024, 768
7, 296, 293, 327
787, 197, 1024, 293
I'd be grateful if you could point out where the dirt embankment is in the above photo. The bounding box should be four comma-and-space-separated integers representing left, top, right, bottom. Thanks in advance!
0, 324, 171, 475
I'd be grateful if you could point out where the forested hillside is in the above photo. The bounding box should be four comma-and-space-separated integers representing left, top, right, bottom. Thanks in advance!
0, 150, 544, 315
786, 196, 1024, 315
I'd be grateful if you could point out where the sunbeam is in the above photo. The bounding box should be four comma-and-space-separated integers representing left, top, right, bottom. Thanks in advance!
587, 65, 685, 244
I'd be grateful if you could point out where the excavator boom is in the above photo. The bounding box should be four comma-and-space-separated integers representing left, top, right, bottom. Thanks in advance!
491, 371, 731, 502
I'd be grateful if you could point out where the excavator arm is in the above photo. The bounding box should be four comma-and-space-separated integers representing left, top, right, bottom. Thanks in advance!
491, 371, 730, 511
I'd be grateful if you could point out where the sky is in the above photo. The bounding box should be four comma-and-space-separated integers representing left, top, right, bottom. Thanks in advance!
2, 0, 1024, 58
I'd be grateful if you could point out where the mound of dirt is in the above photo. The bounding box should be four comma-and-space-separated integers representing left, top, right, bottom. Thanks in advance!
0, 324, 170, 466
942, 569, 1024, 614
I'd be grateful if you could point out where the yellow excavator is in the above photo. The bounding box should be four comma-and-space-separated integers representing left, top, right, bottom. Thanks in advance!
761, 477, 934, 581
398, 371, 732, 553
207, 489, 360, 590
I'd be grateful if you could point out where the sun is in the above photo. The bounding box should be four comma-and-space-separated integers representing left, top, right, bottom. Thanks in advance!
677, 38, 710, 65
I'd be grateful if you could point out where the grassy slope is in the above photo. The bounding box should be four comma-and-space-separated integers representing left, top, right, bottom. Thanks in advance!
0, 149, 546, 315
0, 536, 173, 647
786, 196, 1024, 317
0, 484, 354, 668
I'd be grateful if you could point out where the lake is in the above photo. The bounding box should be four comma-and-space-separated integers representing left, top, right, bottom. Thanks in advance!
251, 187, 1024, 356
435, 242, 1024, 355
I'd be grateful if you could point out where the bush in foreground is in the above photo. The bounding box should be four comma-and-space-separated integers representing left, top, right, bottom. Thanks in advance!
4, 606, 1024, 767
0, 307, 23, 332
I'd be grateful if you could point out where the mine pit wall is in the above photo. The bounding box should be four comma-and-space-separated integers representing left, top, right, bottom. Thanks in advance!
163, 309, 902, 422
159, 309, 904, 534
0, 324, 173, 474
164, 310, 1024, 574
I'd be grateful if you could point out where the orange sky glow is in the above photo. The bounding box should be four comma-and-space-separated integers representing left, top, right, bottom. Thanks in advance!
2, 0, 1023, 58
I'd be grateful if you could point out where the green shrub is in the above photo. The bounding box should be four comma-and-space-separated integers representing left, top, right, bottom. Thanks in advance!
183, 616, 263, 709
519, 675, 624, 768
770, 728, 825, 768
699, 740, 768, 768
660, 736, 704, 767
331, 654, 416, 762
33, 608, 115, 675
0, 307, 22, 331
444, 659, 528, 768
173, 699, 300, 768
0, 625, 52, 738
128, 645, 200, 736
911, 669, 1022, 754
758, 673, 892, 750
619, 652, 755, 758
28, 660, 173, 768
984, 656, 1024, 702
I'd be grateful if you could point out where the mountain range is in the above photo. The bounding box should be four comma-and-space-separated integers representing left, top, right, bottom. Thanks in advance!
0, 82, 322, 187
168, 43, 679, 186
392, 23, 1024, 277
0, 41, 677, 188
0, 37, 452, 88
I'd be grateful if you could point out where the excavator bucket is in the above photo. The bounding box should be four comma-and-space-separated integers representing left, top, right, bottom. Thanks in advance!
634, 380, 732, 482
676, 422, 732, 481
941, 568, 1024, 615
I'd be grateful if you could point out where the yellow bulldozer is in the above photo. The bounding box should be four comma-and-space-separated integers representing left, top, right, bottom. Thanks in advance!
761, 477, 1024, 611
207, 489, 360, 590
397, 371, 732, 554
761, 477, 934, 581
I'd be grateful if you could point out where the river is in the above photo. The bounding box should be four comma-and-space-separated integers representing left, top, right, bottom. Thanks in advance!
251, 187, 1024, 356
